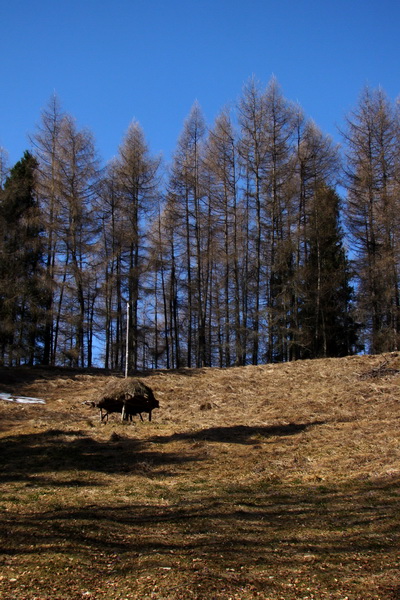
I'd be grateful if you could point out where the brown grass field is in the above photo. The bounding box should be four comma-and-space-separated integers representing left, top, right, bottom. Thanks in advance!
1, 353, 399, 600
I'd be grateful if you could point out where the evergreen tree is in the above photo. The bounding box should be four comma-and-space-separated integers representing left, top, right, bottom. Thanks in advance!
299, 186, 359, 358
0, 151, 46, 365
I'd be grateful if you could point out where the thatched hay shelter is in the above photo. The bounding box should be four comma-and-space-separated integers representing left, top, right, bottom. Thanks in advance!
95, 377, 159, 422
99, 377, 156, 403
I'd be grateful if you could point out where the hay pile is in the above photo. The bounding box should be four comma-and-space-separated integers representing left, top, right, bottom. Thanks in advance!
98, 377, 156, 402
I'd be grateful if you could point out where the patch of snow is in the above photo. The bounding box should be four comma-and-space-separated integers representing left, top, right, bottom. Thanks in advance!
0, 392, 45, 404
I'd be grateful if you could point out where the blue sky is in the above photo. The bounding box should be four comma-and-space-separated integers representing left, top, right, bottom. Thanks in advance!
1, 0, 399, 168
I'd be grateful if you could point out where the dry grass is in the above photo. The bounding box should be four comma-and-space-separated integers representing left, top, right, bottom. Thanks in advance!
0, 353, 400, 599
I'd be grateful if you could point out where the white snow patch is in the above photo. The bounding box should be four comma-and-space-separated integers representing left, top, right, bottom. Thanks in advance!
0, 392, 45, 404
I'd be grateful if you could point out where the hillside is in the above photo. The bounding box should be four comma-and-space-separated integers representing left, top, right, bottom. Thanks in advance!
1, 353, 399, 599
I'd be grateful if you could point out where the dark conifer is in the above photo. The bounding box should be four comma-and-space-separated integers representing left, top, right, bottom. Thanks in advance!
299, 186, 359, 358
0, 151, 46, 365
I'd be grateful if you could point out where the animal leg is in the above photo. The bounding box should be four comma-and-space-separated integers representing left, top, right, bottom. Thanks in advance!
100, 409, 108, 422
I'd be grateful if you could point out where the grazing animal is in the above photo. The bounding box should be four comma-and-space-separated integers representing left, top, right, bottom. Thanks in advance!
87, 378, 159, 423
94, 397, 124, 422
122, 394, 159, 422
83, 397, 125, 422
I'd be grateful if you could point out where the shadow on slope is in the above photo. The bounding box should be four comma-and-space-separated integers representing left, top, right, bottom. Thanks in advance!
0, 421, 324, 486
151, 421, 325, 445
0, 428, 198, 485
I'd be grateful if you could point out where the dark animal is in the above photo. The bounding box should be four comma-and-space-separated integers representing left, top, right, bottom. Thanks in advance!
122, 395, 159, 422
86, 378, 159, 423
92, 397, 124, 422
83, 397, 124, 422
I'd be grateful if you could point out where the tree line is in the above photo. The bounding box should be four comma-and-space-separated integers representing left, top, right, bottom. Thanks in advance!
0, 78, 399, 370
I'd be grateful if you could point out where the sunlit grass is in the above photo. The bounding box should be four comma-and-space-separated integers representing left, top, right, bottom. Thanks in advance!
1, 354, 400, 598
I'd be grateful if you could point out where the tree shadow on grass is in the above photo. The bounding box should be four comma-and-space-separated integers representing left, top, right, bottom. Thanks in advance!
151, 421, 325, 445
0, 422, 323, 486
1, 478, 399, 599
0, 428, 199, 485
3, 478, 399, 559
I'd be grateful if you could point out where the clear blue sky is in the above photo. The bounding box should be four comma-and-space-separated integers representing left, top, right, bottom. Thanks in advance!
1, 0, 399, 167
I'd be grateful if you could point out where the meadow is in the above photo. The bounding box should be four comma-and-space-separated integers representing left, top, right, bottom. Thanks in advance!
1, 353, 399, 599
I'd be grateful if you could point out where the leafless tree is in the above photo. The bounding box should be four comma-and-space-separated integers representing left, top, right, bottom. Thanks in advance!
344, 87, 400, 352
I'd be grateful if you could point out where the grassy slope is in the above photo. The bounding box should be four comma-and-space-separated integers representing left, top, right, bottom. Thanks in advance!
0, 353, 399, 599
